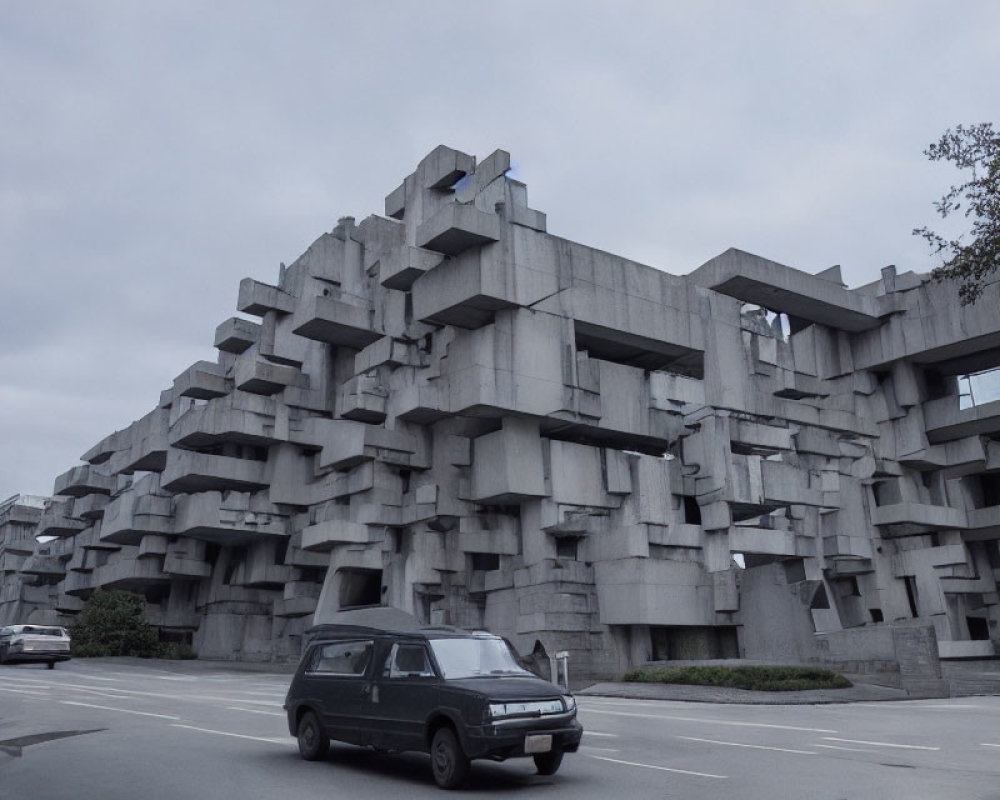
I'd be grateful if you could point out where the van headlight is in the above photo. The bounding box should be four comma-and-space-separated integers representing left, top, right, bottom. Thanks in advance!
562, 695, 576, 713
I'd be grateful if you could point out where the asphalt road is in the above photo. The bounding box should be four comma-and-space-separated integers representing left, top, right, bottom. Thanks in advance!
0, 659, 998, 800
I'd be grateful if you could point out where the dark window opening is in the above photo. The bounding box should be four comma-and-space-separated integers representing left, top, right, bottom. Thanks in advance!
555, 538, 579, 560
973, 473, 1000, 509
904, 576, 919, 618
470, 553, 500, 571
682, 496, 702, 525
338, 568, 383, 609
848, 576, 861, 597
870, 608, 884, 623
810, 584, 831, 610
967, 616, 990, 640
400, 470, 412, 494
223, 546, 246, 585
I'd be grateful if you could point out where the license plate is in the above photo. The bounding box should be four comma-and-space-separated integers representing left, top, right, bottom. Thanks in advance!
524, 734, 552, 754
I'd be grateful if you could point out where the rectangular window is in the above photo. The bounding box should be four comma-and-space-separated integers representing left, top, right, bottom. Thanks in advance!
310, 640, 373, 676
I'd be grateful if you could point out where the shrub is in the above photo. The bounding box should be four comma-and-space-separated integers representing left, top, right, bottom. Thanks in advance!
160, 642, 197, 660
70, 590, 161, 658
623, 665, 852, 692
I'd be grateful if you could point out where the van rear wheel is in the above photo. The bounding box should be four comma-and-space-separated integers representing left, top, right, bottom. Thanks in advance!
297, 710, 329, 761
533, 747, 564, 775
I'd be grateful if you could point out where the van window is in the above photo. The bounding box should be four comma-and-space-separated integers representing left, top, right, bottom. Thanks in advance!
310, 640, 373, 675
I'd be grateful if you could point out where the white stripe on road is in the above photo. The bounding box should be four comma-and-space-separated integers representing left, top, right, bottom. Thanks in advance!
60, 701, 180, 720
583, 731, 619, 738
981, 743, 1000, 748
589, 755, 726, 779
580, 746, 620, 753
0, 687, 50, 697
170, 724, 290, 745
584, 709, 836, 733
225, 706, 285, 717
821, 737, 939, 751
679, 736, 815, 755
815, 743, 873, 753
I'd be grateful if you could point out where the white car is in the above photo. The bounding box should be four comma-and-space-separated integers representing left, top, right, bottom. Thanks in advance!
0, 625, 71, 669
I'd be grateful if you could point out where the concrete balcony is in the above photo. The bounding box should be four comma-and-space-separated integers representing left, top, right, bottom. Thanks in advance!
301, 519, 383, 551
72, 494, 109, 520
172, 491, 288, 545
237, 278, 295, 316
62, 569, 97, 597
871, 502, 967, 537
412, 247, 516, 329
234, 356, 307, 396
729, 526, 806, 558
379, 245, 444, 290
274, 594, 320, 618
924, 395, 1000, 444
95, 554, 171, 592
161, 450, 268, 493
337, 375, 387, 423
36, 499, 88, 538
170, 398, 279, 450
99, 482, 175, 545
393, 383, 447, 423
822, 534, 875, 561
110, 407, 170, 474
53, 465, 113, 498
173, 361, 231, 400
291, 295, 382, 349
416, 202, 501, 256
964, 505, 1000, 542
215, 316, 260, 354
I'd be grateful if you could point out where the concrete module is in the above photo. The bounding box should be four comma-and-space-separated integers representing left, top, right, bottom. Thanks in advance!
2, 146, 999, 687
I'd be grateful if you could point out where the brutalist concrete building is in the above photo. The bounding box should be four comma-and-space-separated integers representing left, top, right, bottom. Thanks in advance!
2, 146, 998, 685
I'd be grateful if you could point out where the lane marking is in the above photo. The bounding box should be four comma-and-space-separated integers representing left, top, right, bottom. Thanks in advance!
589, 755, 726, 779
584, 731, 619, 738
679, 736, 815, 755
170, 724, 290, 745
980, 743, 1000, 748
581, 746, 620, 753
815, 743, 873, 752
60, 701, 180, 720
0, 687, 50, 697
584, 709, 836, 733
821, 737, 939, 751
225, 706, 285, 717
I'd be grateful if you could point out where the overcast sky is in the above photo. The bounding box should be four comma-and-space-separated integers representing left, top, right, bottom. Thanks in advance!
2, 1, 998, 502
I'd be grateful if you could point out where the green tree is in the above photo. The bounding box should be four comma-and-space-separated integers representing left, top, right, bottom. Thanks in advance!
914, 123, 999, 304
71, 589, 160, 657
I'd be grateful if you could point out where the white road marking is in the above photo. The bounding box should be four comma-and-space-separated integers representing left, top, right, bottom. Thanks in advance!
980, 743, 1000, 748
583, 731, 619, 738
225, 706, 285, 717
0, 687, 50, 697
679, 735, 816, 755
60, 700, 180, 720
589, 755, 726, 779
821, 737, 939, 751
580, 745, 620, 753
170, 724, 290, 745
815, 743, 873, 752
584, 708, 836, 733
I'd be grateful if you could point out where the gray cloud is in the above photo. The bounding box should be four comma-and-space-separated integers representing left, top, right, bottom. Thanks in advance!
2, 0, 999, 499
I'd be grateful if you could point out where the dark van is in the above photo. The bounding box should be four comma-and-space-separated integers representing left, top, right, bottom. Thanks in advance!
284, 625, 582, 789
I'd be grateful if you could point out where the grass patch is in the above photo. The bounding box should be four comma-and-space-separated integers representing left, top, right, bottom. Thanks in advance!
623, 665, 852, 692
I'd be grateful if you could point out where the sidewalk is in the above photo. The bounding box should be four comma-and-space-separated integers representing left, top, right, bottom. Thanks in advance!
578, 680, 910, 704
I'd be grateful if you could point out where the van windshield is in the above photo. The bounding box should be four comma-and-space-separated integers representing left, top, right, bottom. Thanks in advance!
429, 637, 532, 679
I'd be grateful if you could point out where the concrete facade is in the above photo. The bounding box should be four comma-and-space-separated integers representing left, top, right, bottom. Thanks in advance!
2, 145, 999, 681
